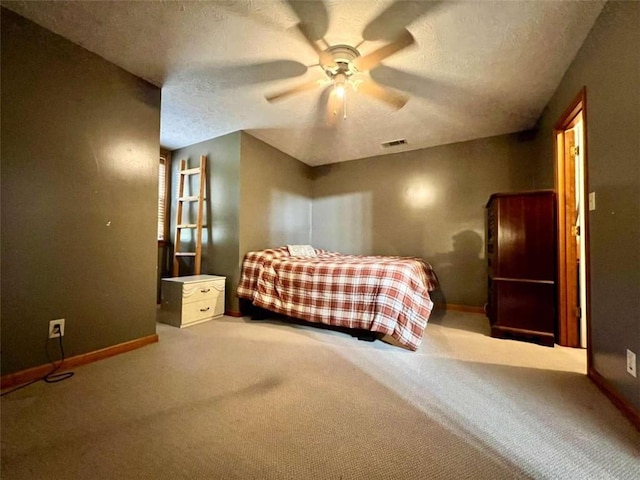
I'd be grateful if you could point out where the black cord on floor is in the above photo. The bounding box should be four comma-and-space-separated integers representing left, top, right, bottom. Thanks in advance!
1, 333, 74, 397
44, 333, 74, 383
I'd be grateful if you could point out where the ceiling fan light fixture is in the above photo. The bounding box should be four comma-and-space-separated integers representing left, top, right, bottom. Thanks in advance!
333, 73, 347, 98
331, 76, 348, 120
322, 46, 359, 122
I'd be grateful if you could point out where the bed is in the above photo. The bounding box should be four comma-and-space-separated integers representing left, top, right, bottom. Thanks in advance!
237, 246, 438, 351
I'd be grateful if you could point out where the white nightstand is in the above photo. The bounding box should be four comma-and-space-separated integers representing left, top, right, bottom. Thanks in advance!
160, 275, 226, 328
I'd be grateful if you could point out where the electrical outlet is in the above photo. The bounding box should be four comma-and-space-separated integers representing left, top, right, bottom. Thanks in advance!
588, 192, 596, 211
48, 319, 65, 339
627, 349, 637, 378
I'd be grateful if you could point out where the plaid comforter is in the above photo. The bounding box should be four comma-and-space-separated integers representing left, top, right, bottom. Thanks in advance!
237, 247, 438, 351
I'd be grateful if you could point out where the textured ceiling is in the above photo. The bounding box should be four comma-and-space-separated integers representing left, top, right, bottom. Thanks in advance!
3, 0, 605, 166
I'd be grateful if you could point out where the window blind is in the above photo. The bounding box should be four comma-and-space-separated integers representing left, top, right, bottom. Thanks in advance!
158, 154, 168, 240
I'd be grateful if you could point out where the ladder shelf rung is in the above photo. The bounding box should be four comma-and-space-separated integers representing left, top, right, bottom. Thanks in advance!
175, 252, 196, 257
177, 224, 198, 229
179, 196, 200, 202
180, 168, 201, 175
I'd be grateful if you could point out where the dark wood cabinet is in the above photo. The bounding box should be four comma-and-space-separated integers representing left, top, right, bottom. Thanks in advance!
486, 191, 557, 346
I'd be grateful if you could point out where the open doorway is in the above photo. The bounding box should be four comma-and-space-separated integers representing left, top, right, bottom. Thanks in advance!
554, 88, 590, 356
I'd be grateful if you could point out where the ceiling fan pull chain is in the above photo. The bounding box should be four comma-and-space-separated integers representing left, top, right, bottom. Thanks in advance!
343, 90, 347, 120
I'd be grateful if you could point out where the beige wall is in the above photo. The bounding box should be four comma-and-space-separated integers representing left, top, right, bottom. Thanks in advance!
1, 9, 161, 375
239, 132, 313, 254
531, 1, 640, 413
311, 132, 539, 307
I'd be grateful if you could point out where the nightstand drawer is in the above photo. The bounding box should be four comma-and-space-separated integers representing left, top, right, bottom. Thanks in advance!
182, 298, 223, 324
182, 279, 224, 304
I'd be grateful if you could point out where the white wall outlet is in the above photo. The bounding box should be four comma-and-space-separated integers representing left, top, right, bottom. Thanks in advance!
588, 191, 596, 211
48, 319, 65, 339
627, 349, 637, 378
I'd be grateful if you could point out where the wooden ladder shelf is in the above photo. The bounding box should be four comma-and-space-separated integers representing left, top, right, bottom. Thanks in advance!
172, 155, 206, 276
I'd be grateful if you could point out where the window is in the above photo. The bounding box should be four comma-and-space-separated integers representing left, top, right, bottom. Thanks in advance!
158, 150, 170, 241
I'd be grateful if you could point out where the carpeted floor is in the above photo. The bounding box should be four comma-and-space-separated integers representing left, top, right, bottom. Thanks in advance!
1, 310, 639, 479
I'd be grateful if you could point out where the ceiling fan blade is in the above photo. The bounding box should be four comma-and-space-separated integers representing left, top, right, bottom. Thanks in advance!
286, 1, 329, 42
265, 79, 321, 103
370, 65, 534, 122
295, 22, 336, 67
370, 65, 466, 102
178, 60, 308, 88
353, 29, 414, 72
357, 79, 408, 109
362, 1, 442, 42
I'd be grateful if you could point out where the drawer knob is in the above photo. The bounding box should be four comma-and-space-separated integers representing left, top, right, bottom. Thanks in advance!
200, 307, 210, 312
200, 288, 211, 293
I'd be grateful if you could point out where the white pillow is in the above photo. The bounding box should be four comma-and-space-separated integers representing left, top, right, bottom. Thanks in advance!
287, 244, 317, 257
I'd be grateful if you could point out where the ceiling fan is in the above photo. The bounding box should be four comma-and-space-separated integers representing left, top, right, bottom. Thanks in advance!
263, 1, 439, 120
265, 23, 414, 116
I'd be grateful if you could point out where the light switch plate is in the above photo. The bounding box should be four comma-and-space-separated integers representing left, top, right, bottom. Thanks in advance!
588, 192, 596, 211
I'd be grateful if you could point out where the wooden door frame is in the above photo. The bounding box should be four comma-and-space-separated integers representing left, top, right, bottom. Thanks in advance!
554, 87, 591, 361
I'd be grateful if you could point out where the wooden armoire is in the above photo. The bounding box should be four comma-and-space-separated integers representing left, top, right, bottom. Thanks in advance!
486, 191, 557, 346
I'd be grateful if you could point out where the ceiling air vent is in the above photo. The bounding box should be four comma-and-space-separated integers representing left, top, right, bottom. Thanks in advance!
381, 139, 407, 148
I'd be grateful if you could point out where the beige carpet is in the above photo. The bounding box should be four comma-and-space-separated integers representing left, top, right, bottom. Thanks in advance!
1, 310, 639, 479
